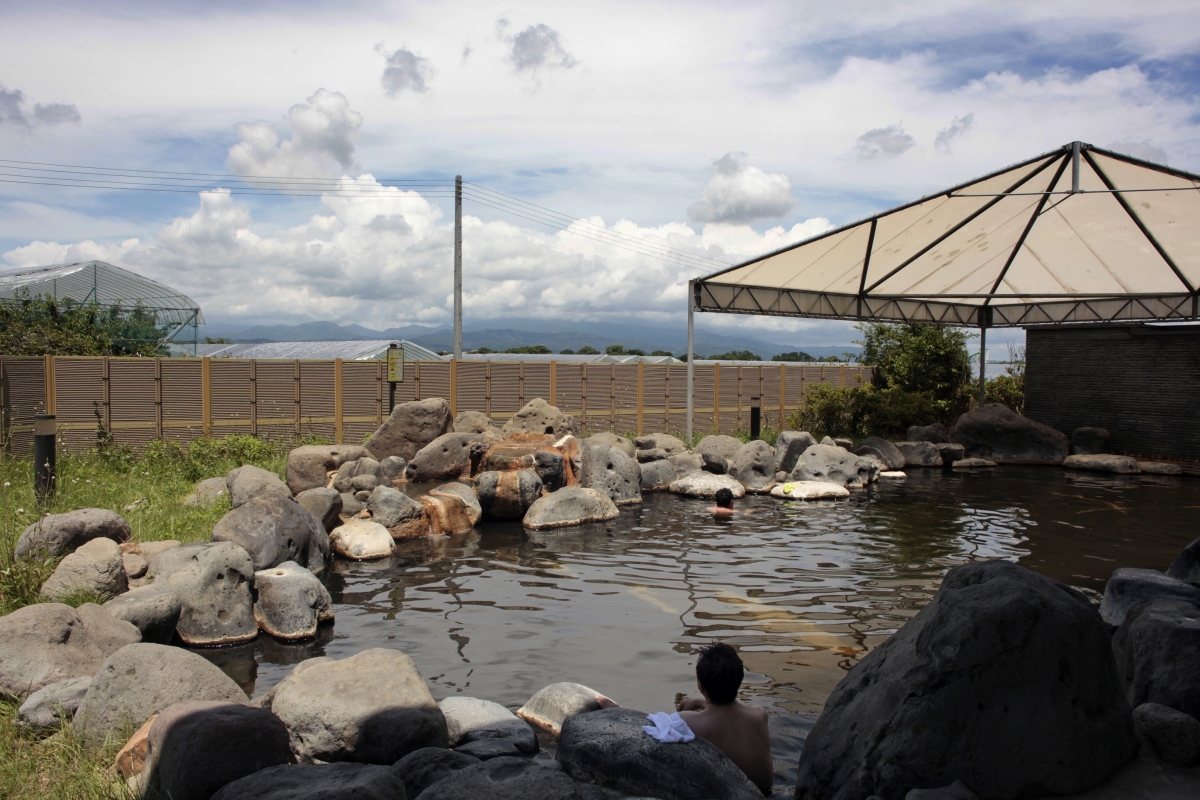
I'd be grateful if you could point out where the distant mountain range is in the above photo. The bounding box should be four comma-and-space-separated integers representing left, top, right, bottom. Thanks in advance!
199, 318, 861, 361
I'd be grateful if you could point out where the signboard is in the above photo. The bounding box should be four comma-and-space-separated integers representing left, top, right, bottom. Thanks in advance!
387, 346, 404, 382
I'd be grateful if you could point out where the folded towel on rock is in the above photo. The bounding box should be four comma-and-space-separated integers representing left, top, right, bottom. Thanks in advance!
642, 712, 695, 743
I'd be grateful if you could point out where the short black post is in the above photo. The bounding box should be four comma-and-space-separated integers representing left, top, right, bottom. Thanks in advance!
749, 395, 761, 441
33, 414, 56, 502
387, 343, 400, 414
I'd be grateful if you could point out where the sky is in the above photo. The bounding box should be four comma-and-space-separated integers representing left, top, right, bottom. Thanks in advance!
1, 0, 1198, 351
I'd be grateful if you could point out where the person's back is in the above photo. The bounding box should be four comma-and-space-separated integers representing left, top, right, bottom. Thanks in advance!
677, 643, 773, 794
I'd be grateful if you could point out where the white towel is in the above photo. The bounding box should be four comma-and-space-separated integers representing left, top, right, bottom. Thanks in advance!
642, 712, 696, 743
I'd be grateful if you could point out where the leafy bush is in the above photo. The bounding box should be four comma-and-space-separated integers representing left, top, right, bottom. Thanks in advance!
787, 383, 936, 440
144, 434, 289, 481
0, 291, 169, 357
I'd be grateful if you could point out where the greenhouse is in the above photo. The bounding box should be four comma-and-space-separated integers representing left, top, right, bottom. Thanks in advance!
0, 260, 204, 355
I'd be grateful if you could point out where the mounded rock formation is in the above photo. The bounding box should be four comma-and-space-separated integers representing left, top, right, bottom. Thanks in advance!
557, 707, 762, 800
439, 695, 538, 755
668, 471, 745, 498
1100, 568, 1200, 627
893, 441, 944, 468
795, 560, 1137, 800
950, 403, 1069, 462
423, 484, 482, 534
254, 561, 334, 640
453, 410, 499, 437
183, 477, 228, 507
1071, 427, 1111, 456
523, 487, 620, 530
855, 436, 906, 470
332, 457, 384, 493
286, 444, 371, 495
407, 432, 486, 482
907, 422, 949, 443
476, 469, 543, 519
74, 643, 247, 744
640, 459, 680, 492
587, 431, 636, 459
633, 432, 687, 456
17, 676, 91, 730
418, 756, 587, 800
393, 748, 482, 799
211, 494, 330, 574
264, 648, 448, 764
212, 763, 407, 800
729, 440, 777, 492
38, 536, 128, 602
1167, 536, 1200, 584
0, 602, 140, 698
1133, 703, 1200, 768
1063, 454, 1141, 474
516, 681, 616, 737
788, 444, 878, 490
103, 583, 181, 644
365, 397, 453, 462
151, 542, 258, 646
501, 398, 580, 439
366, 485, 425, 537
668, 451, 703, 472
770, 481, 850, 500
329, 519, 394, 560
695, 435, 744, 473
579, 440, 642, 505
226, 465, 291, 509
295, 487, 342, 533
934, 442, 966, 464
775, 431, 818, 475
16, 508, 131, 560
1112, 598, 1200, 721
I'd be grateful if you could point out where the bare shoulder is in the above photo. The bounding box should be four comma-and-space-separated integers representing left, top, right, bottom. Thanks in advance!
739, 702, 769, 728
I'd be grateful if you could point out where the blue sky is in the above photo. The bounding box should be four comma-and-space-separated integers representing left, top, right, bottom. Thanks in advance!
1, 0, 1197, 349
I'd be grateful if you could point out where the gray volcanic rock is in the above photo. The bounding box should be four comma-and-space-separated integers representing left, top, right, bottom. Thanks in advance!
439, 696, 538, 754
103, 583, 181, 644
420, 756, 588, 800
893, 441, 944, 468
212, 494, 329, 574
17, 676, 91, 730
633, 432, 687, 455
295, 487, 342, 533
1100, 568, 1200, 627
39, 537, 128, 602
329, 519, 394, 560
333, 457, 385, 493
151, 542, 257, 646
855, 436, 905, 470
587, 432, 636, 459
639, 459, 679, 492
140, 700, 293, 800
729, 440, 777, 491
501, 398, 580, 439
668, 452, 703, 472
476, 469, 543, 519
213, 763, 406, 800
637, 447, 669, 463
534, 449, 568, 491
516, 681, 617, 738
16, 508, 131, 560
579, 441, 642, 505
668, 471, 745, 498
557, 707, 762, 800
795, 560, 1137, 800
1167, 536, 1200, 583
407, 432, 485, 482
286, 444, 371, 495
267, 648, 447, 764
0, 602, 139, 698
1112, 598, 1200, 721
432, 482, 482, 527
934, 442, 966, 464
254, 561, 334, 640
775, 431, 818, 475
907, 423, 950, 443
523, 487, 620, 530
183, 477, 228, 507
366, 397, 453, 462
1140, 461, 1183, 475
952, 457, 997, 469
950, 403, 1069, 462
339, 491, 365, 517
1133, 702, 1200, 768
699, 449, 728, 474
393, 747, 482, 798
123, 552, 148, 580
380, 455, 407, 480
1064, 454, 1141, 474
454, 410, 498, 437
226, 465, 291, 509
74, 643, 246, 744
366, 485, 425, 536
1071, 426, 1111, 456
788, 444, 878, 489
696, 434, 744, 469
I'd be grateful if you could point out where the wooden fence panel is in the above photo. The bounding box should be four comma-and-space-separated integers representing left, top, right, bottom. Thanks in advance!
299, 361, 335, 443
210, 359, 253, 438
107, 359, 158, 450
342, 361, 381, 445
53, 357, 106, 452
1, 357, 46, 453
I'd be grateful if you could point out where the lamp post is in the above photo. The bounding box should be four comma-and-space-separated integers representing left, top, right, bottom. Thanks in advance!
33, 414, 56, 502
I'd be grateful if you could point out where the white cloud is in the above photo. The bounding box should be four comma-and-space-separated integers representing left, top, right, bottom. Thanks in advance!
1107, 138, 1168, 164
687, 152, 796, 224
935, 112, 975, 154
225, 89, 362, 179
378, 45, 435, 95
497, 19, 577, 73
855, 123, 916, 161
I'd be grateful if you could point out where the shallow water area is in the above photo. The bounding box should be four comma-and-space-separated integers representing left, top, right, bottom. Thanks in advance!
201, 468, 1199, 722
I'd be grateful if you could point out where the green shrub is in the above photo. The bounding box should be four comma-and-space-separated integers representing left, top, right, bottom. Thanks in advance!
787, 383, 936, 440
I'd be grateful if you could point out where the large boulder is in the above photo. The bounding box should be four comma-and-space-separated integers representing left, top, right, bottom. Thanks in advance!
775, 431, 818, 475
330, 519, 395, 560
1100, 568, 1200, 627
668, 451, 703, 472
1167, 536, 1200, 584
795, 560, 1137, 800
1133, 702, 1200, 768
586, 432, 636, 460
516, 681, 617, 737
74, 643, 247, 744
226, 465, 291, 509
935, 442, 966, 464
522, 487, 620, 530
140, 701, 293, 800
695, 435, 744, 473
1112, 598, 1200, 721
639, 459, 680, 492
422, 484, 482, 534
393, 748, 481, 798
366, 486, 426, 538
501, 398, 580, 439
1063, 454, 1141, 474
668, 471, 745, 499
0, 602, 140, 698
633, 432, 687, 456
419, 756, 589, 800
476, 470, 543, 519
286, 444, 371, 495
454, 410, 498, 437
854, 436, 906, 470
950, 403, 1069, 462
332, 457, 384, 493
151, 542, 258, 646
103, 583, 182, 644
578, 441, 642, 505
295, 487, 342, 533
557, 707, 762, 800
183, 477, 228, 507
407, 432, 485, 482
366, 397, 453, 462
212, 763, 406, 800
265, 648, 448, 764
788, 444, 878, 490
254, 561, 334, 641
894, 441, 944, 468
15, 508, 131, 560
1071, 427, 1111, 456
211, 494, 330, 574
907, 422, 950, 443
439, 696, 538, 755
16, 676, 91, 730
729, 440, 777, 492
38, 536, 128, 602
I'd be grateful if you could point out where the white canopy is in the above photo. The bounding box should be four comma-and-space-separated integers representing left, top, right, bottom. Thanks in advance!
694, 143, 1200, 327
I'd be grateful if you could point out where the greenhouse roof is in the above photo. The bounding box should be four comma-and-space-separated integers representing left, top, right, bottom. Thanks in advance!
0, 260, 204, 328
190, 339, 442, 361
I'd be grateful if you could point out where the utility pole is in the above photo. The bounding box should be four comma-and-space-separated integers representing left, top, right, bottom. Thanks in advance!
686, 280, 694, 442
454, 175, 463, 361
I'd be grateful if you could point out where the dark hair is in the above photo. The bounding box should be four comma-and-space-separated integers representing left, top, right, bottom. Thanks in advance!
696, 642, 743, 705
714, 488, 734, 508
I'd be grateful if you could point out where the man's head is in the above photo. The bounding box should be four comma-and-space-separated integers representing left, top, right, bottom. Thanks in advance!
714, 488, 734, 509
696, 642, 744, 705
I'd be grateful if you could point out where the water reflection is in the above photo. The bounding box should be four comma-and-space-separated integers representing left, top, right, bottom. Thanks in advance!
198, 469, 1198, 715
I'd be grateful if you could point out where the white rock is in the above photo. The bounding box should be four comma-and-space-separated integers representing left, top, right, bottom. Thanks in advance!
880, 471, 907, 479
668, 471, 746, 499
769, 482, 850, 500
329, 520, 394, 560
